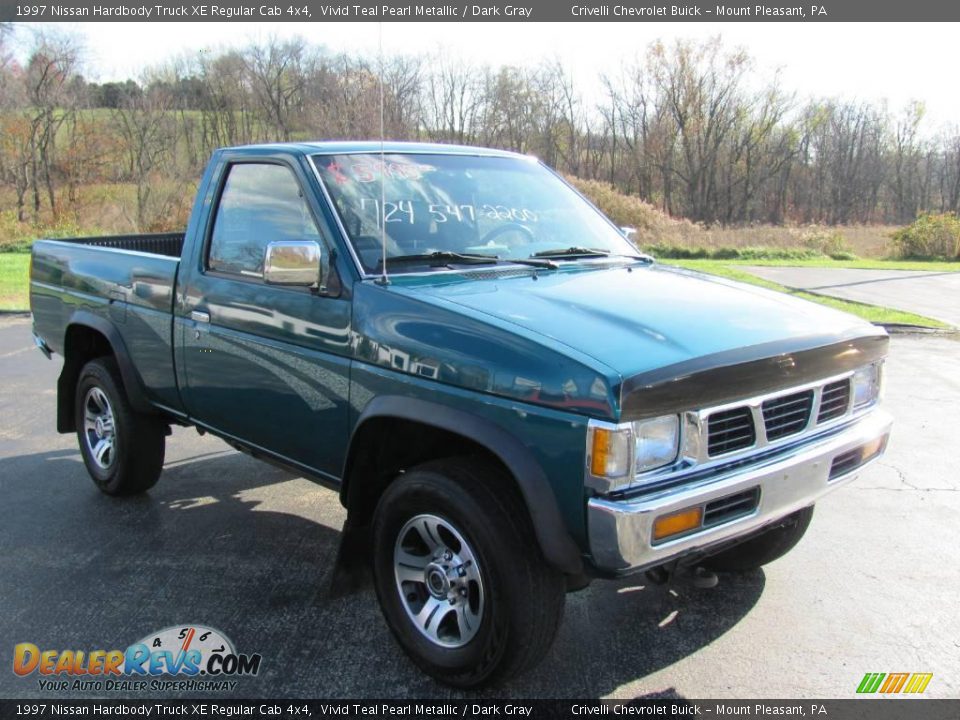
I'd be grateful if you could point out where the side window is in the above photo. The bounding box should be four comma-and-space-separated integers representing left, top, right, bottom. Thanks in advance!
208, 163, 322, 276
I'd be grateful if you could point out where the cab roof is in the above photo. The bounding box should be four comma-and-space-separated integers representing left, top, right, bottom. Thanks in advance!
220, 140, 534, 159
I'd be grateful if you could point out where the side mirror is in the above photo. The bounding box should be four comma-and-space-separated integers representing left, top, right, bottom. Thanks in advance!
263, 241, 322, 287
620, 226, 637, 242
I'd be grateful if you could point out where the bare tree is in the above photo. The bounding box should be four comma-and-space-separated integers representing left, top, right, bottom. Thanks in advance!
22, 31, 84, 221
243, 37, 314, 141
890, 101, 925, 222
112, 71, 180, 229
422, 56, 484, 144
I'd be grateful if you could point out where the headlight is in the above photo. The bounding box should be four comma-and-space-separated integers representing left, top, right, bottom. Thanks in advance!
587, 414, 680, 492
852, 361, 883, 409
634, 414, 680, 473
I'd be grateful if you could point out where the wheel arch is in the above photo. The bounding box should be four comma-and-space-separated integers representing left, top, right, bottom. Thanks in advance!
341, 396, 583, 575
57, 311, 154, 433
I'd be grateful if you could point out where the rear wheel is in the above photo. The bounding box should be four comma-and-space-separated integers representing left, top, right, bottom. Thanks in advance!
371, 457, 565, 688
704, 506, 815, 572
75, 357, 165, 496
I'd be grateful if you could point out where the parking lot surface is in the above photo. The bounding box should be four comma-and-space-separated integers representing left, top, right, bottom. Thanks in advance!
0, 316, 957, 699
742, 266, 960, 327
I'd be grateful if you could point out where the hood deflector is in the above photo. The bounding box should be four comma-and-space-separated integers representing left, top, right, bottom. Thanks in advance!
619, 330, 889, 421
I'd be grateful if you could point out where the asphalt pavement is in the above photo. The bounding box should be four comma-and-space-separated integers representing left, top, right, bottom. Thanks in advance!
742, 266, 960, 327
0, 315, 958, 699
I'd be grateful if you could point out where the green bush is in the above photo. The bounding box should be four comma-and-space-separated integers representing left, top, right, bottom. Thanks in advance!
710, 247, 742, 259
800, 227, 851, 256
891, 213, 960, 259
642, 243, 709, 259
644, 244, 827, 261
0, 211, 34, 253
734, 246, 823, 260
0, 210, 102, 253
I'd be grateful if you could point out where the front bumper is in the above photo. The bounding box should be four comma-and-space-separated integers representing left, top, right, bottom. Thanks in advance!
587, 408, 892, 574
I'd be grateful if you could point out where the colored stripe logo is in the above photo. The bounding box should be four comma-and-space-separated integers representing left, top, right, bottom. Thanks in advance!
857, 672, 933, 694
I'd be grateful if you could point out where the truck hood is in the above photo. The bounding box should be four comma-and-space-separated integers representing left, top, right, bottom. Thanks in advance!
356, 262, 887, 421
416, 263, 873, 372
405, 262, 887, 417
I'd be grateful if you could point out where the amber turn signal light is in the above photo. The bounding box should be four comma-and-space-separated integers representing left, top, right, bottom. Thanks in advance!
591, 428, 612, 476
653, 507, 703, 542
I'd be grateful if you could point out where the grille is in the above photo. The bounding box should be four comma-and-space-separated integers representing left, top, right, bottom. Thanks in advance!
462, 268, 534, 281
703, 487, 761, 527
818, 379, 851, 423
762, 390, 814, 440
707, 407, 756, 456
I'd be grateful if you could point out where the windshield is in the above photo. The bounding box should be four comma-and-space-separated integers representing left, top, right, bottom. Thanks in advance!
312, 153, 640, 273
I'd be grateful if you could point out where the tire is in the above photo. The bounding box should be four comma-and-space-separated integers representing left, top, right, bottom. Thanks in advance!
704, 506, 815, 572
75, 357, 165, 496
371, 456, 565, 688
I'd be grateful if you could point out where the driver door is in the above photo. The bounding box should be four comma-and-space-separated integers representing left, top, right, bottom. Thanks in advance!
178, 158, 352, 481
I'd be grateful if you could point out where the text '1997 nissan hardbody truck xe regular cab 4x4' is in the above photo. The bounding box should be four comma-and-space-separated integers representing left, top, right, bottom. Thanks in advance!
30, 142, 892, 687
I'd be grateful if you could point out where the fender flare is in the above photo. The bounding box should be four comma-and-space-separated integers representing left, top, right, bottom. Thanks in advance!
343, 396, 583, 575
58, 310, 154, 431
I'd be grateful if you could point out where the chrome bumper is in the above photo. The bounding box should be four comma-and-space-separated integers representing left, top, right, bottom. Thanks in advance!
587, 409, 893, 574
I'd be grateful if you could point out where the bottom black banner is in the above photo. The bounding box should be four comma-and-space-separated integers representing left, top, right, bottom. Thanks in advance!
1, 700, 958, 720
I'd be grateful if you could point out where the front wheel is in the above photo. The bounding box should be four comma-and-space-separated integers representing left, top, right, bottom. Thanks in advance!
75, 357, 166, 496
371, 457, 565, 688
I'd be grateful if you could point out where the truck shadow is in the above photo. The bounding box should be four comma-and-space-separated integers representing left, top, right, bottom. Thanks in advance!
0, 446, 764, 699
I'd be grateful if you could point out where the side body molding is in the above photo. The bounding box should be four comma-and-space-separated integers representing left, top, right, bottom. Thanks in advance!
343, 396, 584, 575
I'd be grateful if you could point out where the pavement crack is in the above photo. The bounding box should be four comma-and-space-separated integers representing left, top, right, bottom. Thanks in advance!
853, 461, 958, 492
852, 485, 957, 492
885, 462, 920, 490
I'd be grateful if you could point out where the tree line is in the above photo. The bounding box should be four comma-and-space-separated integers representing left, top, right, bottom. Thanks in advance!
2, 28, 959, 232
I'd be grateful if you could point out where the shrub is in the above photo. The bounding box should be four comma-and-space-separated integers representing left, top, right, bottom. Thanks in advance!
800, 227, 851, 256
733, 246, 823, 260
565, 176, 704, 246
642, 243, 710, 259
643, 244, 827, 261
891, 213, 960, 259
0, 211, 34, 253
0, 210, 104, 253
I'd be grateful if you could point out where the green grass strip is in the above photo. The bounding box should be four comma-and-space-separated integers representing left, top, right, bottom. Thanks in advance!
0, 253, 30, 312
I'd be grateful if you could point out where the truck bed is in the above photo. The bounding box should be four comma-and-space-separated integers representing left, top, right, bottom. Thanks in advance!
30, 232, 186, 413
47, 232, 186, 257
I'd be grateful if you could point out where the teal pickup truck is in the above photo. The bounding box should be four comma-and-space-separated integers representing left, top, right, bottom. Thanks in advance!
30, 142, 892, 687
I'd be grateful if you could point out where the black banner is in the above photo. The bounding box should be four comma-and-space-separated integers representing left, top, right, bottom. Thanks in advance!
4, 0, 960, 22
2, 700, 960, 720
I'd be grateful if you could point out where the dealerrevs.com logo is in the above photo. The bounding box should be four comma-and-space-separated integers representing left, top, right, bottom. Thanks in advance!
13, 625, 262, 693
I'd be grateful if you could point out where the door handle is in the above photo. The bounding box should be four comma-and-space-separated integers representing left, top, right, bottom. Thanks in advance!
190, 310, 210, 324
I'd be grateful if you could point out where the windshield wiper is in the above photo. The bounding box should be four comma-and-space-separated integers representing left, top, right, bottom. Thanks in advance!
532, 246, 653, 263
532, 247, 612, 259
378, 251, 500, 267
378, 251, 560, 271
503, 257, 559, 269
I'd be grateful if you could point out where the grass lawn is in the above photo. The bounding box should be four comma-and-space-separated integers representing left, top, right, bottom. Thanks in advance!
670, 259, 950, 328
0, 253, 29, 312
